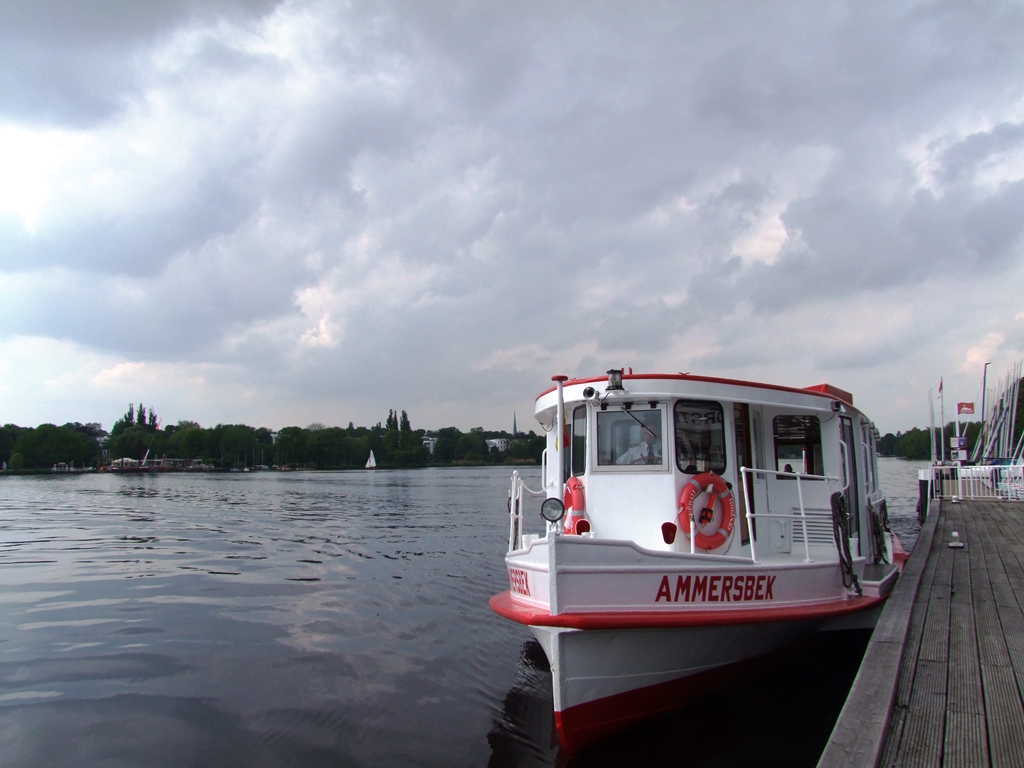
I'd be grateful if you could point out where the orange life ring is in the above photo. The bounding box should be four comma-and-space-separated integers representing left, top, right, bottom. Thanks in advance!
678, 473, 735, 551
562, 477, 590, 534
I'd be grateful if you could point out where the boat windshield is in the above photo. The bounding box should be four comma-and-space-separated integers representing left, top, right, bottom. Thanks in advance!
674, 400, 726, 474
596, 406, 665, 467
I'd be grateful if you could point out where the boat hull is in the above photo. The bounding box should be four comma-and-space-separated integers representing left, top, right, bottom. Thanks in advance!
532, 619, 816, 752
492, 587, 887, 754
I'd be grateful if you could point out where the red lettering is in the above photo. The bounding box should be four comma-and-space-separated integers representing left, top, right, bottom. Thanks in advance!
675, 575, 691, 602
693, 576, 708, 602
656, 575, 672, 602
721, 575, 733, 602
653, 572, 775, 605
709, 575, 721, 602
509, 568, 531, 597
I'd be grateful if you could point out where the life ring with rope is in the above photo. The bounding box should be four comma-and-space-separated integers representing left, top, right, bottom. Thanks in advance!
677, 473, 735, 551
562, 476, 590, 534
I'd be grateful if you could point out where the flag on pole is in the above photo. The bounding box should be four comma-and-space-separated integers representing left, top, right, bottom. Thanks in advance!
938, 377, 943, 396
957, 402, 975, 415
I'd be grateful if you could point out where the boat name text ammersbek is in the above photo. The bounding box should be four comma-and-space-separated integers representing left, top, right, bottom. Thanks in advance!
655, 573, 776, 603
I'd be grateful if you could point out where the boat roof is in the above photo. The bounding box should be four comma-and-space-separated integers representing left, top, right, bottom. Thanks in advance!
535, 372, 860, 416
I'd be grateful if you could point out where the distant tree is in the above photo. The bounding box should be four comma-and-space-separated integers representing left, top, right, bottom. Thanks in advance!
275, 426, 308, 467
508, 433, 544, 463
400, 410, 411, 432
0, 424, 28, 465
111, 424, 154, 462
171, 428, 206, 460
220, 425, 257, 468
308, 427, 346, 468
894, 428, 931, 460
455, 432, 488, 463
428, 427, 462, 464
14, 424, 101, 468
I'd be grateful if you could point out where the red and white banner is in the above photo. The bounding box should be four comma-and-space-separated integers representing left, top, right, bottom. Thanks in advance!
957, 402, 975, 415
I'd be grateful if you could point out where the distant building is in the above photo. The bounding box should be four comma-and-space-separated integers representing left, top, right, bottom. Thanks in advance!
422, 436, 437, 454
486, 438, 509, 453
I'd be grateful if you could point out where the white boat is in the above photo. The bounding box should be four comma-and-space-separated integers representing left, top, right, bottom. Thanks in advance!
490, 370, 904, 754
365, 450, 377, 470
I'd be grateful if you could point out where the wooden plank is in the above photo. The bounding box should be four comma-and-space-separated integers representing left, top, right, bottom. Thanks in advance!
879, 705, 907, 768
981, 663, 1024, 768
970, 509, 1015, 668
918, 513, 954, 663
896, 542, 942, 708
943, 711, 989, 767
947, 602, 984, 716
816, 498, 943, 768
895, 659, 947, 768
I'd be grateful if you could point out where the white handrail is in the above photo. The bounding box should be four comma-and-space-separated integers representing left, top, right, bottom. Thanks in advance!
740, 467, 842, 565
838, 440, 850, 492
508, 470, 547, 552
795, 471, 811, 563
928, 464, 1024, 501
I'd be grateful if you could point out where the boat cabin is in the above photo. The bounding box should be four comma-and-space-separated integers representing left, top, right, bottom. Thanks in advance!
533, 371, 886, 564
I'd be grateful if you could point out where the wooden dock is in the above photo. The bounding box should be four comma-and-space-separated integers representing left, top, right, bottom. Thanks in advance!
819, 498, 1024, 767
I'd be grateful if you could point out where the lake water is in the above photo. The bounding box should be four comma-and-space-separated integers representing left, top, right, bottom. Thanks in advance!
0, 459, 924, 767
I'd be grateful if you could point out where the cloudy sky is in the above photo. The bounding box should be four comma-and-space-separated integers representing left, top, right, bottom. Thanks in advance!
2, 1, 1023, 436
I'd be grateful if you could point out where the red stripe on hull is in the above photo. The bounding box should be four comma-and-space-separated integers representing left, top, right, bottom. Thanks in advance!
552, 650, 773, 754
489, 590, 886, 630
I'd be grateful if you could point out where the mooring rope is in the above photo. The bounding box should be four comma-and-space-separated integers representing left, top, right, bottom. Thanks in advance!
830, 491, 862, 596
870, 499, 889, 565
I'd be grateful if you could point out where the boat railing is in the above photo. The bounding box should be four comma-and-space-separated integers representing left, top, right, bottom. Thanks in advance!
508, 470, 548, 552
739, 467, 842, 564
924, 463, 1024, 501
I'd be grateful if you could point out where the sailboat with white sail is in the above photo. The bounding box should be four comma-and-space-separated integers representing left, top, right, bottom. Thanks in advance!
365, 450, 377, 470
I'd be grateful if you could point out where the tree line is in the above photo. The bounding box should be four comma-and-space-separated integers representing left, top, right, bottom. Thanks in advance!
0, 403, 545, 471
12, 396, 1017, 470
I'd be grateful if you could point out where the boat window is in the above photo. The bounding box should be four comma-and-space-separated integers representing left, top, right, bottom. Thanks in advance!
674, 400, 726, 475
596, 405, 665, 467
773, 415, 823, 476
571, 405, 587, 476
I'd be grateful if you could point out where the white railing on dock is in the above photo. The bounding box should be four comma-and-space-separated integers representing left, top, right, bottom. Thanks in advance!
739, 467, 842, 564
925, 463, 1024, 501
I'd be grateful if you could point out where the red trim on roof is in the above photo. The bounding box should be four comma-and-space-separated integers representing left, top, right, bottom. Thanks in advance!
803, 383, 854, 405
534, 372, 855, 406
489, 590, 885, 630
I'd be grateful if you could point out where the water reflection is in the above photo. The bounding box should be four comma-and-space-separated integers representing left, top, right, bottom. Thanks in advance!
488, 641, 561, 768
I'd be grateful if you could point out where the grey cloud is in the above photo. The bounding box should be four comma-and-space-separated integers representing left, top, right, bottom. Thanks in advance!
937, 123, 1024, 185
0, 0, 280, 125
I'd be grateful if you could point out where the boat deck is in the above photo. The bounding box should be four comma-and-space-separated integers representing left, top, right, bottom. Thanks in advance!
818, 498, 1024, 767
